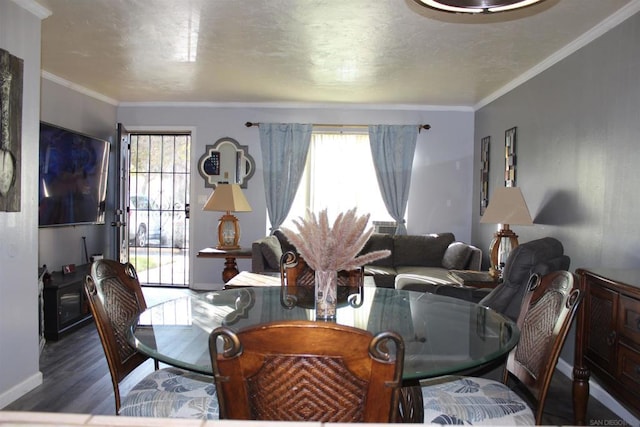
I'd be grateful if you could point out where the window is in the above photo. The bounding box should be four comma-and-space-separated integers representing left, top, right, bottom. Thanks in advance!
282, 132, 393, 229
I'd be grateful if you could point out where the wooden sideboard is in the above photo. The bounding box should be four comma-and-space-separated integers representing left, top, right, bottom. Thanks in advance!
574, 268, 640, 424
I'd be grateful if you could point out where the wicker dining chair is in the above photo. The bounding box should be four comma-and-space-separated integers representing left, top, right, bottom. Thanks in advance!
279, 251, 364, 308
84, 259, 218, 418
420, 270, 582, 425
209, 320, 404, 422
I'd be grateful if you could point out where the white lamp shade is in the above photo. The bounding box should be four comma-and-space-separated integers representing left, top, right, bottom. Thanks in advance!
203, 183, 252, 213
480, 187, 533, 225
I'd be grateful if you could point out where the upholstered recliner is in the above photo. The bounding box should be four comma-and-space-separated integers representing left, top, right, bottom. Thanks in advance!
480, 236, 570, 321
396, 237, 570, 321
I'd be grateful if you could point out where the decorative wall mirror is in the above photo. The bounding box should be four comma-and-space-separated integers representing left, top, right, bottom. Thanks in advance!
198, 137, 255, 188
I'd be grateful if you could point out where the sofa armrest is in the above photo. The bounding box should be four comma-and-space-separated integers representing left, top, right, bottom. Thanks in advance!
251, 242, 267, 272
465, 245, 482, 270
442, 242, 482, 271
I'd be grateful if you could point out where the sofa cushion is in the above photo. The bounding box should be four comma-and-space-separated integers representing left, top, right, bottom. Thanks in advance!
258, 235, 283, 270
273, 229, 297, 254
360, 234, 394, 267
442, 242, 473, 270
393, 234, 455, 267
395, 268, 454, 285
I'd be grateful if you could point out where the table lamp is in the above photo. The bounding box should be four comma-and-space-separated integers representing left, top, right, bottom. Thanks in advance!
480, 187, 533, 278
203, 183, 252, 250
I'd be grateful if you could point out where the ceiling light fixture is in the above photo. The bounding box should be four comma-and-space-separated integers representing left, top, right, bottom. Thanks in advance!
413, 0, 545, 14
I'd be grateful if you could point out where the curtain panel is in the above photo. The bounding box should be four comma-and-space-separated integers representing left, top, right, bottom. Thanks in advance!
368, 125, 419, 235
259, 123, 312, 233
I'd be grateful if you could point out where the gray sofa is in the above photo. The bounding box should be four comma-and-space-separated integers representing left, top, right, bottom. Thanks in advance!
252, 231, 481, 288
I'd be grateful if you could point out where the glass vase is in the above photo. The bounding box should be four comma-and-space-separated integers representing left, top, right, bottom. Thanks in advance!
315, 269, 338, 320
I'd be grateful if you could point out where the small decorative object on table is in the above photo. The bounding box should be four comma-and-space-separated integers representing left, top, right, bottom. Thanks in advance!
282, 208, 390, 320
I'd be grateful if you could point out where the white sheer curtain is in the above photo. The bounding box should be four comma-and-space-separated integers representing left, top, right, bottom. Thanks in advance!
283, 132, 393, 228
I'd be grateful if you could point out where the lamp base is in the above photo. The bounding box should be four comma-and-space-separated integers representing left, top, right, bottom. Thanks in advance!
216, 212, 241, 250
488, 225, 519, 278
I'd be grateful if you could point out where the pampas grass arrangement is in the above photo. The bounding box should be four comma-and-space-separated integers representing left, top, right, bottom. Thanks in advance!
281, 208, 391, 272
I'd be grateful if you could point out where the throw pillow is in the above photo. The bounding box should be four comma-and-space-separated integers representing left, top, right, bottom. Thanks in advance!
442, 242, 473, 270
259, 236, 283, 270
273, 229, 297, 254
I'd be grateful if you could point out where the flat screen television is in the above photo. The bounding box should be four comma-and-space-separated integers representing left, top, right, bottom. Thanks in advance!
38, 122, 110, 227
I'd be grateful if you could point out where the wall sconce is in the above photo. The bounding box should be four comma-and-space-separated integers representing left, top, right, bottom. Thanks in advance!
480, 187, 533, 278
203, 183, 252, 250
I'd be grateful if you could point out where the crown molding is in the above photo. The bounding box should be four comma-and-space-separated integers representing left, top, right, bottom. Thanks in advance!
41, 71, 119, 106
117, 100, 473, 112
10, 0, 51, 19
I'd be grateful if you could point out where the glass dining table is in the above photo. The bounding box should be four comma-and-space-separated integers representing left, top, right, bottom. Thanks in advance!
128, 285, 519, 423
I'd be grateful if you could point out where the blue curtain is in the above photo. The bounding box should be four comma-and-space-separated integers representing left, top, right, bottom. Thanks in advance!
259, 123, 312, 233
368, 125, 419, 235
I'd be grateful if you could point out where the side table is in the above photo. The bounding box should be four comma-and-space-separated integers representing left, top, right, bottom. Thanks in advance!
197, 247, 252, 283
448, 270, 501, 289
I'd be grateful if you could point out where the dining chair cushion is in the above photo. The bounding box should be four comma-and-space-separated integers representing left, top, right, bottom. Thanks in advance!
120, 366, 219, 419
420, 375, 534, 425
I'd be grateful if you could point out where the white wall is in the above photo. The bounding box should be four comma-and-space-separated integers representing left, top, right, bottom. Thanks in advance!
116, 105, 475, 289
0, 0, 46, 407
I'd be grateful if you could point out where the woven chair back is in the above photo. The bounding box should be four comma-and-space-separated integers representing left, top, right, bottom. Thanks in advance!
84, 259, 149, 412
279, 251, 363, 308
210, 320, 404, 422
506, 270, 582, 423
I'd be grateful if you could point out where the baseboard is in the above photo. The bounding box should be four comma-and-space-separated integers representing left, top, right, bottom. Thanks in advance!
556, 359, 639, 425
0, 371, 43, 409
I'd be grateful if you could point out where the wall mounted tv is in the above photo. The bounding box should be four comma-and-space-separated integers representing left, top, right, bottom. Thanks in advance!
39, 122, 110, 227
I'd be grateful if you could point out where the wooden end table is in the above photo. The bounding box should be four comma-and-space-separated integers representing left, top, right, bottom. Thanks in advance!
197, 247, 252, 283
448, 270, 501, 289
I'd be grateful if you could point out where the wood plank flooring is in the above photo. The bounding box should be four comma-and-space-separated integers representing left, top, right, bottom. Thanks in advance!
2, 287, 629, 424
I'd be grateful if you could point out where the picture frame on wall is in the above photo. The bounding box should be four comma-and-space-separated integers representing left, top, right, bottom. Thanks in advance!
0, 47, 23, 212
480, 136, 490, 215
504, 127, 517, 187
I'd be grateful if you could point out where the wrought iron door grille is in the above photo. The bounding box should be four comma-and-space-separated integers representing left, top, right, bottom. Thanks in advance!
128, 133, 190, 287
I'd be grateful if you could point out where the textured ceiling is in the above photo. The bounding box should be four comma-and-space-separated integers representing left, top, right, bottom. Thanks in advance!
35, 0, 637, 107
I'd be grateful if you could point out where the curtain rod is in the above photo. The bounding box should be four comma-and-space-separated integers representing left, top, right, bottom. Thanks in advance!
245, 122, 431, 132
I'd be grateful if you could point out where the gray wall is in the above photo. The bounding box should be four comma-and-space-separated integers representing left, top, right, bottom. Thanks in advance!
116, 106, 475, 289
39, 78, 117, 270
0, 0, 43, 407
473, 5, 640, 390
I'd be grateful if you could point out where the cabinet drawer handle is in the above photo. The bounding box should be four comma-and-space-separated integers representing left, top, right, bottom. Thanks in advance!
606, 331, 617, 346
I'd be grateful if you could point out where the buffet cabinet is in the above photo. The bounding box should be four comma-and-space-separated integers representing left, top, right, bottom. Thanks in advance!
43, 263, 92, 340
574, 268, 640, 424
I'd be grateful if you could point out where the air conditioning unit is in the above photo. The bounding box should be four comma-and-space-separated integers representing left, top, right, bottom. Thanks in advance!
372, 221, 397, 235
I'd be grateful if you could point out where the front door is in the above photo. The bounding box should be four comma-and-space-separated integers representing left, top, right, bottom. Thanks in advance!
118, 127, 191, 287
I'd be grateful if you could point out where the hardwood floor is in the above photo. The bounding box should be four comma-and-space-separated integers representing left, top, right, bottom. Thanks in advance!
3, 287, 629, 424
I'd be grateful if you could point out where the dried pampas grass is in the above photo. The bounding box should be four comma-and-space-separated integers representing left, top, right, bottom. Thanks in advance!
281, 208, 390, 272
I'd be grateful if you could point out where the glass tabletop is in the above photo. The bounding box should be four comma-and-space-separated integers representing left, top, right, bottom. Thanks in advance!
128, 286, 519, 380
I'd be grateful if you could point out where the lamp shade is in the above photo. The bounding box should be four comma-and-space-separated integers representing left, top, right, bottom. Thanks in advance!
203, 183, 252, 213
480, 187, 532, 225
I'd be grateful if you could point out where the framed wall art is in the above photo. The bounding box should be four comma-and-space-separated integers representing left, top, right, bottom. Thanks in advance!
504, 127, 517, 187
0, 47, 23, 212
480, 136, 490, 215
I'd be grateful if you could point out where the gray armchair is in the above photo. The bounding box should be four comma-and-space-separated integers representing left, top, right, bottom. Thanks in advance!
397, 237, 570, 321
480, 236, 570, 321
